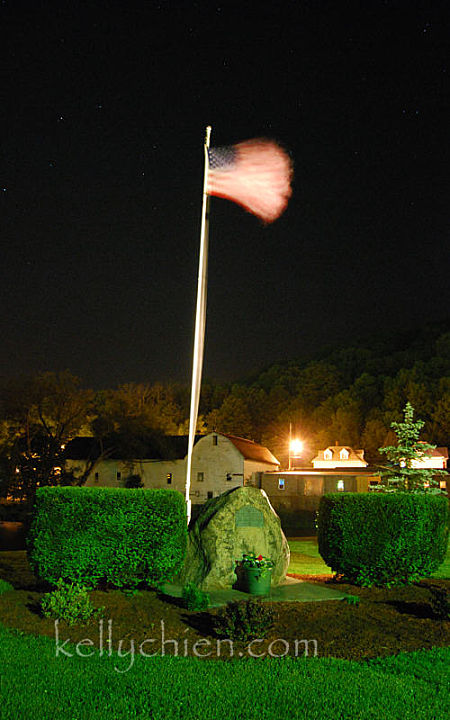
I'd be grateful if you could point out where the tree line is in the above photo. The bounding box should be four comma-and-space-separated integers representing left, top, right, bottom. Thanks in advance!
1, 324, 449, 506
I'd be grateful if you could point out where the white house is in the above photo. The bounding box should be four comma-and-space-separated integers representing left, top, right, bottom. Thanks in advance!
65, 433, 279, 504
312, 444, 368, 469
410, 444, 448, 470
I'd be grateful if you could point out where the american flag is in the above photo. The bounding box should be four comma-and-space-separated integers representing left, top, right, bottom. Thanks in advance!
207, 138, 293, 223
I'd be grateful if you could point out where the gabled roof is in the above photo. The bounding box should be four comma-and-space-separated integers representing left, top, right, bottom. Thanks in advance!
65, 433, 279, 466
417, 442, 448, 460
312, 445, 367, 465
220, 434, 279, 466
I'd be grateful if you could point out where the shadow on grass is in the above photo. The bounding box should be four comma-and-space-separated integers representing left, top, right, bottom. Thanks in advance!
385, 599, 435, 619
25, 598, 45, 618
155, 591, 186, 609
0, 558, 52, 593
179, 610, 215, 636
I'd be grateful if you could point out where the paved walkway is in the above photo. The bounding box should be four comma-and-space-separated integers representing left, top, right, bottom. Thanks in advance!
160, 575, 347, 608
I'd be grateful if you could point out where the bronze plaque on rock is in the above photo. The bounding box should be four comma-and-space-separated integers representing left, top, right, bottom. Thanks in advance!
235, 505, 264, 528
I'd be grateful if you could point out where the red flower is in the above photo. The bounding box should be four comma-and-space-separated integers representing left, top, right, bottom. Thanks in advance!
257, 555, 263, 561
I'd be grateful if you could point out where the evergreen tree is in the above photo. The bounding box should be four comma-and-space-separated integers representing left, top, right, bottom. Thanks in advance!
378, 402, 446, 493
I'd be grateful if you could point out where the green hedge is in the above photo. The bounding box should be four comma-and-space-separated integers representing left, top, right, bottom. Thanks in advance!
317, 492, 449, 586
27, 487, 187, 588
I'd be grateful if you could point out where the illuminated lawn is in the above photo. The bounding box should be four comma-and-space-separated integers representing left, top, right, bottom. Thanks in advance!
1, 546, 449, 718
287, 538, 450, 579
1, 623, 449, 720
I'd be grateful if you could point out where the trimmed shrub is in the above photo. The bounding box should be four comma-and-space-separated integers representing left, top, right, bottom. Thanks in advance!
28, 487, 187, 588
213, 598, 275, 641
41, 579, 102, 625
182, 582, 210, 611
317, 492, 449, 586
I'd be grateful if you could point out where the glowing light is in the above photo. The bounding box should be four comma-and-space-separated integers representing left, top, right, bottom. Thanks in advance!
290, 439, 303, 457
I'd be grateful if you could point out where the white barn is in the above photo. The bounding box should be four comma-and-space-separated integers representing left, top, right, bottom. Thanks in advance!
65, 432, 279, 504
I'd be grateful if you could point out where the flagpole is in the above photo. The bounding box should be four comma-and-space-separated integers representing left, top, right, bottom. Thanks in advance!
185, 125, 211, 525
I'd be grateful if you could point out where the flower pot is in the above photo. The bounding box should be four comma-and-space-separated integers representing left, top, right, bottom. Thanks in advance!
244, 567, 272, 595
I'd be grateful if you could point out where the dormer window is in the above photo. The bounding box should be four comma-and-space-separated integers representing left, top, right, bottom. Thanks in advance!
340, 449, 349, 460
324, 449, 333, 460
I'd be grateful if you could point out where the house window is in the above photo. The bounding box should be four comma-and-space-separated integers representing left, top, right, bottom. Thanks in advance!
94, 472, 99, 482
197, 472, 204, 482
116, 472, 121, 481
324, 449, 332, 460
440, 480, 447, 490
278, 478, 285, 490
337, 479, 344, 491
213, 435, 218, 446
340, 449, 349, 460
166, 473, 172, 485
207, 491, 213, 499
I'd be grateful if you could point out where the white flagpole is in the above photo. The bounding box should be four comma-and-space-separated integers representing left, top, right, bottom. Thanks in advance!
185, 125, 211, 525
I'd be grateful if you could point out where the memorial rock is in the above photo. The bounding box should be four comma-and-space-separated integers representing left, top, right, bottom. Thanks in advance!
177, 486, 290, 591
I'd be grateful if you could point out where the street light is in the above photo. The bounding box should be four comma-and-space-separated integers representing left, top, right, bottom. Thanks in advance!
290, 439, 304, 457
288, 424, 304, 470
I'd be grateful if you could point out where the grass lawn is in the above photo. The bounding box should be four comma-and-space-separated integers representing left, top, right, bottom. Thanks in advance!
287, 537, 450, 579
1, 623, 449, 720
1, 548, 449, 719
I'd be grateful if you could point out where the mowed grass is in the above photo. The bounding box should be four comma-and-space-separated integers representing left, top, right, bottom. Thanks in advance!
288, 539, 331, 575
1, 623, 449, 720
287, 538, 450, 578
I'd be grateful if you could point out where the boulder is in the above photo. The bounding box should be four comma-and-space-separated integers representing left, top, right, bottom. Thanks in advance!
177, 486, 290, 591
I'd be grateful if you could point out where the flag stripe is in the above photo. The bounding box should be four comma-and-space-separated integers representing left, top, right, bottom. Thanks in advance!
207, 139, 293, 223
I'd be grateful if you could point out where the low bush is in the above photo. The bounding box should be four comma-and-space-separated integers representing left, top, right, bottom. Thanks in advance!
40, 579, 103, 625
181, 582, 210, 611
28, 486, 187, 588
343, 594, 360, 606
124, 475, 144, 489
213, 598, 275, 641
0, 579, 14, 595
317, 492, 449, 586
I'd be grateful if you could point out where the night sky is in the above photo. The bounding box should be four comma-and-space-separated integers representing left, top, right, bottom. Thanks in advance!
2, 0, 450, 388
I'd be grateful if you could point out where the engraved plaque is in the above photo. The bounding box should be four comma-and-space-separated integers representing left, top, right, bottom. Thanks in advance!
235, 505, 264, 528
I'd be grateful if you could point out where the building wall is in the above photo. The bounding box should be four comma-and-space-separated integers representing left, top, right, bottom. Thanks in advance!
66, 434, 280, 504
260, 472, 378, 514
411, 457, 447, 469
190, 433, 245, 502
244, 459, 277, 482
67, 458, 185, 491
312, 459, 367, 469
